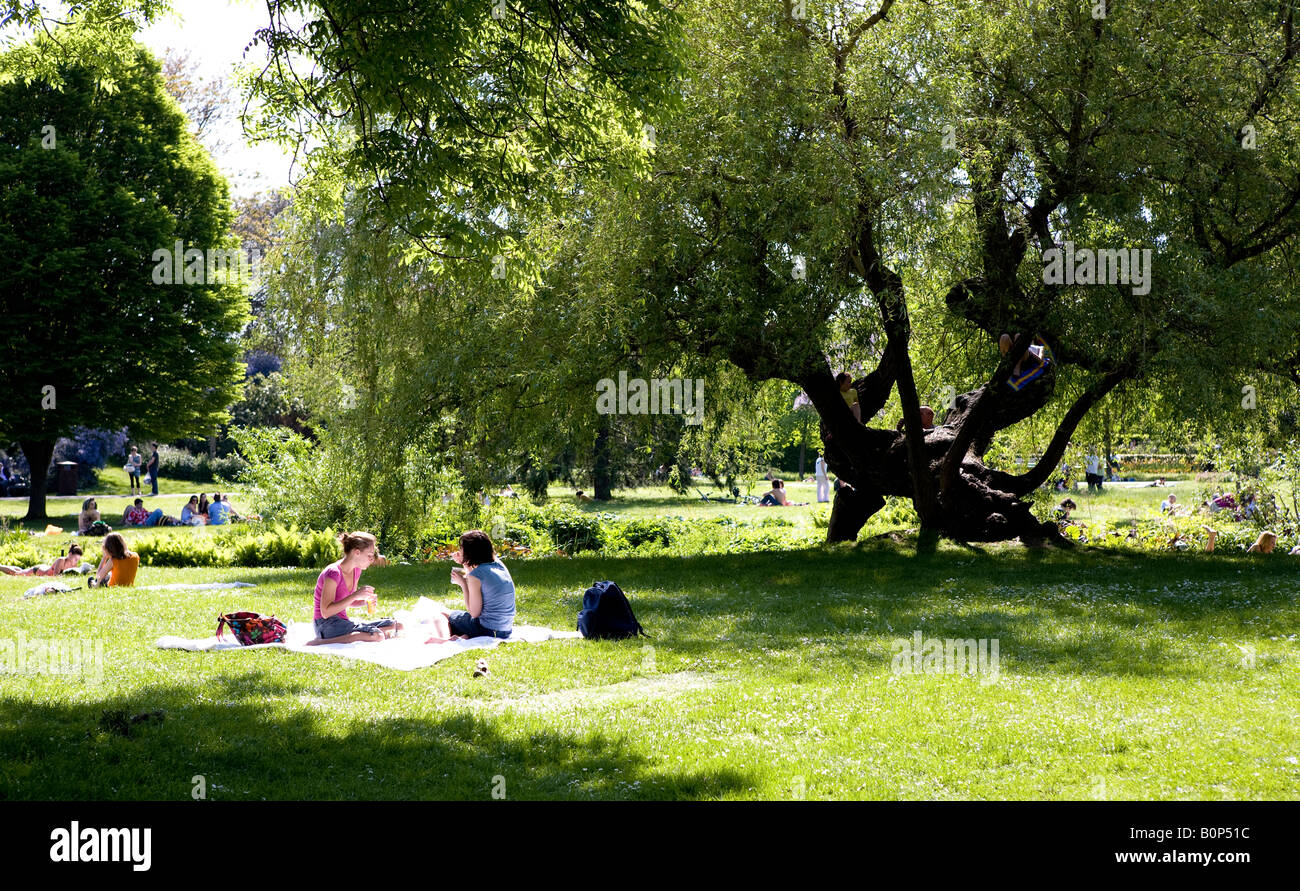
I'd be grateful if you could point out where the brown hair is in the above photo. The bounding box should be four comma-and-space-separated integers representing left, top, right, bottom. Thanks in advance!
459, 530, 495, 568
338, 531, 377, 555
68, 543, 82, 557
102, 532, 128, 560
771, 479, 784, 489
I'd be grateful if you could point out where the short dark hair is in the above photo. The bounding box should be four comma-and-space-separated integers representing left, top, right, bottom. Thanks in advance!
835, 372, 851, 385
134, 498, 143, 506
459, 530, 495, 568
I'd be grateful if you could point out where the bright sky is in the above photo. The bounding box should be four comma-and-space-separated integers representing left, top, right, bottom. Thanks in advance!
139, 0, 300, 197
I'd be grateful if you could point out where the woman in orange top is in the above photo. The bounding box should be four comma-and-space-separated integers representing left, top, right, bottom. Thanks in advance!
92, 532, 139, 587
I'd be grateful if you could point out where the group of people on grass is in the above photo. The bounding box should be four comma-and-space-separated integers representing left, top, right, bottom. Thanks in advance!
310, 529, 515, 646
1060, 491, 1295, 554
4, 524, 517, 647
1, 532, 138, 587
73, 492, 251, 534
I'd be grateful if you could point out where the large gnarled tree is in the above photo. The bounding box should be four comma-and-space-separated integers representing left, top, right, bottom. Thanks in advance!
561, 0, 1300, 545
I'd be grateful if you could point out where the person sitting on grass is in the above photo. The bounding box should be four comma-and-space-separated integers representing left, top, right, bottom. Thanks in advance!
77, 498, 100, 535
307, 531, 403, 645
575, 490, 593, 503
1161, 493, 1181, 515
206, 492, 230, 526
1053, 498, 1077, 521
0, 543, 83, 576
180, 495, 204, 526
91, 532, 138, 588
1247, 531, 1278, 554
758, 479, 808, 506
123, 497, 175, 528
438, 529, 515, 640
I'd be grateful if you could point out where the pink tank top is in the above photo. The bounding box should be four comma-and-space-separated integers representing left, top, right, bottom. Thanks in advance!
314, 562, 358, 620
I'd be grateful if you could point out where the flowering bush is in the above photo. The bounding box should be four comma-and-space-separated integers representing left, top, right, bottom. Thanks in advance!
49, 427, 130, 486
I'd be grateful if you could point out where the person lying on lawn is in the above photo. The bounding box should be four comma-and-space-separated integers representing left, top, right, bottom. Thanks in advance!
0, 543, 83, 576
308, 531, 404, 645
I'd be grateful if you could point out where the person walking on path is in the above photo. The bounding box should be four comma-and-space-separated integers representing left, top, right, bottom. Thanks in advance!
146, 442, 159, 496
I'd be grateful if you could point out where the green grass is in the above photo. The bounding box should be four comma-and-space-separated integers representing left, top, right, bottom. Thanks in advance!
2, 542, 1297, 800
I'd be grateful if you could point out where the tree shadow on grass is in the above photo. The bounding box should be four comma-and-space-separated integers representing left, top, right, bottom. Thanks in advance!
0, 678, 753, 801
504, 547, 1298, 681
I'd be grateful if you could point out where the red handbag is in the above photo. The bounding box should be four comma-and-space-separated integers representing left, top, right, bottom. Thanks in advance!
216, 611, 287, 646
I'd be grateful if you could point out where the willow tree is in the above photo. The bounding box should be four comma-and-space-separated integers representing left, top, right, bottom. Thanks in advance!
554, 0, 1300, 546
250, 1, 685, 529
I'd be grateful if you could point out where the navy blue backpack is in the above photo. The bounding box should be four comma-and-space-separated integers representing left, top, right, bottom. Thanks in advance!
577, 580, 648, 639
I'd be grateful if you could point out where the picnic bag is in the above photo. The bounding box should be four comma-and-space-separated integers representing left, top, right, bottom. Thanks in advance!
577, 580, 647, 640
216, 611, 287, 646
86, 520, 112, 537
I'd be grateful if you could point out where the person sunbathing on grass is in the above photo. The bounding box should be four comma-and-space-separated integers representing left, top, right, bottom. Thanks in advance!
1247, 531, 1278, 554
0, 543, 83, 576
307, 531, 405, 645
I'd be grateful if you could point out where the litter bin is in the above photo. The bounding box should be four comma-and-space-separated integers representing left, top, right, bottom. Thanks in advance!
56, 461, 78, 496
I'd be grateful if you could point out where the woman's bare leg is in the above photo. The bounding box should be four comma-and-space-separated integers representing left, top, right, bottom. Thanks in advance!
306, 631, 384, 645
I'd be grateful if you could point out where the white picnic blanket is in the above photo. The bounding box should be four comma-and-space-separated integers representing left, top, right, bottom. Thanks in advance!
155, 597, 581, 670
136, 582, 257, 591
23, 581, 76, 599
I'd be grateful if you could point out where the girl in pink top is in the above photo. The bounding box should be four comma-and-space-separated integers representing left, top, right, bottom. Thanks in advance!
308, 531, 403, 645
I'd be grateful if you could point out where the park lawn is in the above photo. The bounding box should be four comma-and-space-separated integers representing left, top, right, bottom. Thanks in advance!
1, 543, 1297, 800
552, 482, 830, 532
93, 466, 226, 498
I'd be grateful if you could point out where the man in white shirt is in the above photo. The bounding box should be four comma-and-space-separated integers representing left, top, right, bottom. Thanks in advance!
1085, 453, 1103, 492
814, 454, 830, 503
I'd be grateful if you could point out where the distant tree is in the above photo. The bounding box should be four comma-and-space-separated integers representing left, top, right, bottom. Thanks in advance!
160, 47, 232, 152
0, 33, 247, 519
